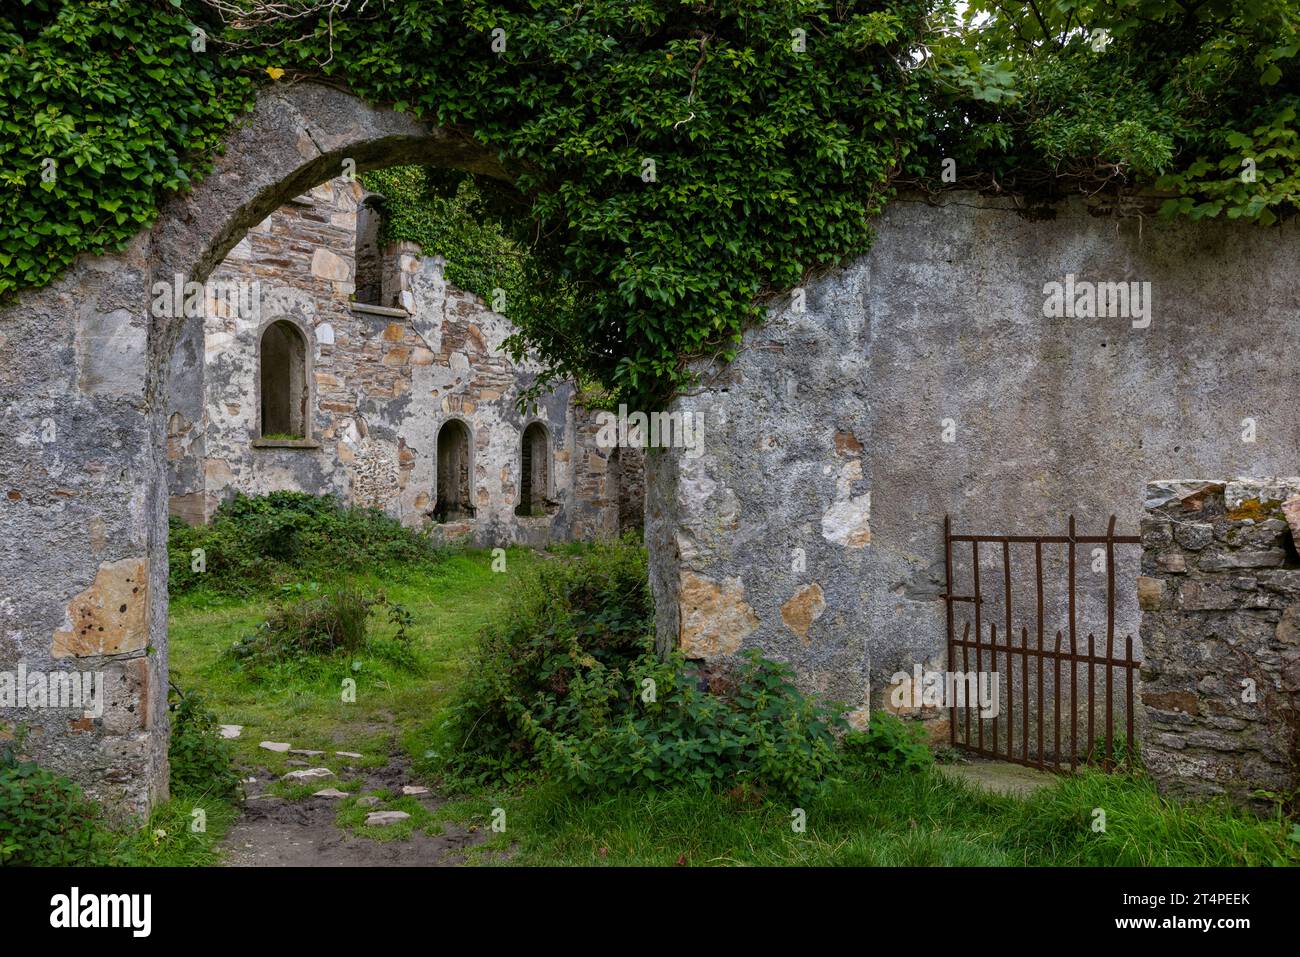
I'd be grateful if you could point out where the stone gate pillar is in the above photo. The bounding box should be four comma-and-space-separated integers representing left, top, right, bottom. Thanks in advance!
0, 240, 170, 815
1138, 479, 1300, 807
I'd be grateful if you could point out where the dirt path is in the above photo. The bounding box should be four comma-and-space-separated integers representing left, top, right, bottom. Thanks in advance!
221, 753, 490, 867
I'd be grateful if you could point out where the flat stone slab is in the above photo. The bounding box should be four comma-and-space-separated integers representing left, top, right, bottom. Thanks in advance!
401, 785, 429, 795
218, 725, 243, 739
282, 767, 335, 782
335, 751, 363, 758
259, 741, 291, 752
289, 749, 325, 756
365, 811, 411, 827
312, 788, 349, 799
937, 760, 1057, 799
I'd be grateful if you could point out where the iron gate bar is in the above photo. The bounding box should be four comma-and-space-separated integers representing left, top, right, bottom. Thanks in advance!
942, 513, 1142, 774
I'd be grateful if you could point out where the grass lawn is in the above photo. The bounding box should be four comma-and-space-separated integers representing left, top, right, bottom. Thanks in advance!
169, 547, 543, 776
163, 545, 1300, 868
436, 765, 1300, 867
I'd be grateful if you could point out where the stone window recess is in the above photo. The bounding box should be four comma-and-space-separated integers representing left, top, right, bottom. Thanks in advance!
516, 422, 555, 517
435, 419, 475, 521
260, 319, 309, 440
354, 192, 385, 306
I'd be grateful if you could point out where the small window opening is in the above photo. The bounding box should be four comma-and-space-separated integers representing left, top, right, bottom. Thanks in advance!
354, 193, 385, 306
435, 420, 475, 521
260, 320, 308, 439
515, 422, 551, 517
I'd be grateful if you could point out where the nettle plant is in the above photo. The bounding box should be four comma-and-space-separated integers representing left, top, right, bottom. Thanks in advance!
1, 1, 1296, 407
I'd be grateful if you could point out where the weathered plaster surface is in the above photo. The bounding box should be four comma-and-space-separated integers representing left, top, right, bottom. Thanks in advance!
649, 194, 1300, 729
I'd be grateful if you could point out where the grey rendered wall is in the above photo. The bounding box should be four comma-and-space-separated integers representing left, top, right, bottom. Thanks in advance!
648, 193, 1300, 735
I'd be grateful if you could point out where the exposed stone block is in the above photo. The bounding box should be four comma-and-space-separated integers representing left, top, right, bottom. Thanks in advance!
1141, 479, 1300, 808
52, 558, 150, 658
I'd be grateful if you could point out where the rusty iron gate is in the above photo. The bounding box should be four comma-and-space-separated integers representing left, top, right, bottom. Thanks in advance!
942, 514, 1142, 773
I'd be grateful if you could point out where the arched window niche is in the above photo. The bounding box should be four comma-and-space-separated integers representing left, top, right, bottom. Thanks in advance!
435, 418, 475, 522
255, 317, 315, 446
515, 421, 553, 517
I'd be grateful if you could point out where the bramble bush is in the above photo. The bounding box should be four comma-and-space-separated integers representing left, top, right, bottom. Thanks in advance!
167, 686, 242, 803
168, 492, 446, 596
431, 540, 845, 801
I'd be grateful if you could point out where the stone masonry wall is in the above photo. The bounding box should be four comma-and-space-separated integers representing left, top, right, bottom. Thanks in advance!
167, 176, 633, 548
647, 192, 1300, 737
1138, 480, 1300, 805
1, 82, 520, 815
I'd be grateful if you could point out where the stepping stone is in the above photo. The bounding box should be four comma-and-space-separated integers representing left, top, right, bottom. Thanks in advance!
335, 751, 363, 758
289, 749, 324, 756
401, 785, 429, 795
365, 811, 410, 827
259, 741, 291, 752
285, 759, 308, 767
313, 788, 349, 799
282, 767, 334, 782
937, 760, 1057, 799
355, 796, 382, 808
218, 725, 243, 739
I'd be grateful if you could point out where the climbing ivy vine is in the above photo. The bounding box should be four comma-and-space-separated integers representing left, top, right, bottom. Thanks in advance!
1, 0, 1297, 408
0, 1, 252, 298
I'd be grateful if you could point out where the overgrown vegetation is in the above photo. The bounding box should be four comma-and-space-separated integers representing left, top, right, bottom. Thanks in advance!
168, 492, 446, 597
0, 708, 237, 867
0, 733, 108, 865
167, 686, 242, 803
7, 1, 1294, 407
843, 711, 935, 773
361, 166, 570, 330
447, 763, 1300, 867
920, 1, 1300, 225
428, 541, 844, 801
225, 584, 418, 675
157, 539, 1300, 868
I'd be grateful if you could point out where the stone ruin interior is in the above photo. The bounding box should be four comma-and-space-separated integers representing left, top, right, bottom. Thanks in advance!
164, 175, 644, 547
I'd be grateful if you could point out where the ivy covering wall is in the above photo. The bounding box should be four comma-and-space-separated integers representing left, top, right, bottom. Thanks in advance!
1, 0, 1296, 408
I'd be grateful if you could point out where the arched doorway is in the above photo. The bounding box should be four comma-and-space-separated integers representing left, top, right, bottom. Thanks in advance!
0, 82, 511, 812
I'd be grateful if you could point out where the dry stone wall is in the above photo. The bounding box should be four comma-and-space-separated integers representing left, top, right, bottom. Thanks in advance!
1138, 480, 1300, 805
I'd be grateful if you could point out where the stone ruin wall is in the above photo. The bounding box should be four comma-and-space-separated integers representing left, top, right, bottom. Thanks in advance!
647, 194, 1300, 753
166, 176, 644, 547
3, 76, 1293, 816
1138, 480, 1300, 805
